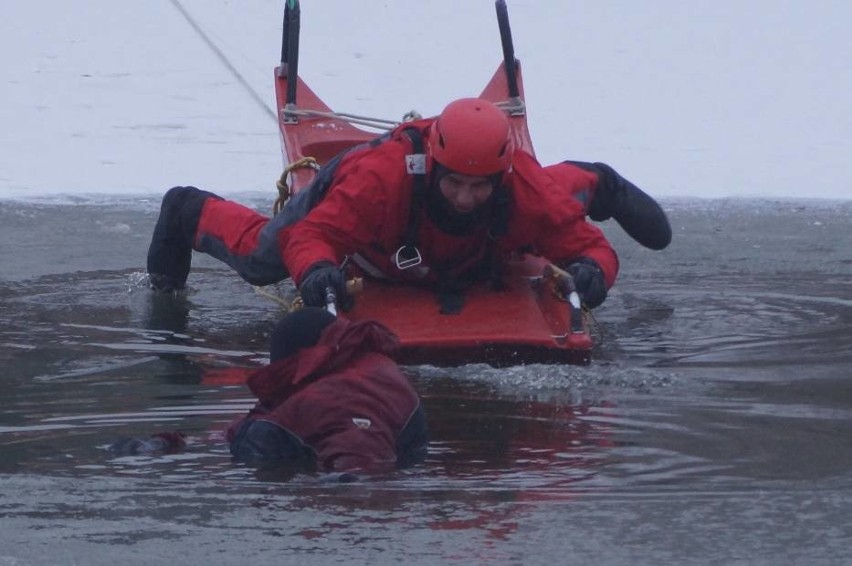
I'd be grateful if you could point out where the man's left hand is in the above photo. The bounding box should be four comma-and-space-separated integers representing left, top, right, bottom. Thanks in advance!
563, 258, 608, 308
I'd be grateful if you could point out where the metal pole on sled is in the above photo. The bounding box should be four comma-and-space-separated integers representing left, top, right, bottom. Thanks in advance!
498, 2, 581, 332
279, 0, 301, 123
495, 0, 524, 115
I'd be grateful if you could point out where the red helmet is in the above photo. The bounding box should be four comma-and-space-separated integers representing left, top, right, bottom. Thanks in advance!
429, 98, 512, 176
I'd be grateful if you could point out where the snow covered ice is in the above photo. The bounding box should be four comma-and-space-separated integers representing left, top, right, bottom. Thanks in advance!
1, 0, 850, 201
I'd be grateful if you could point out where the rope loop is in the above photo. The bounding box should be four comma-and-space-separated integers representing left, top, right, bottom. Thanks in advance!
273, 157, 321, 215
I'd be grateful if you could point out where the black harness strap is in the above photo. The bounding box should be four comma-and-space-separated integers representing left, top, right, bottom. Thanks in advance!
397, 127, 426, 265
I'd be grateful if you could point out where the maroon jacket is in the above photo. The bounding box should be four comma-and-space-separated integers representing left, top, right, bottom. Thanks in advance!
227, 317, 424, 473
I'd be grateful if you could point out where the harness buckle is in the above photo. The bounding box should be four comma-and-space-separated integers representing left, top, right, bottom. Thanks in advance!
394, 245, 422, 270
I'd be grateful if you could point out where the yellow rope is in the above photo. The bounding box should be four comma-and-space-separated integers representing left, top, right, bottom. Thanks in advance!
583, 306, 604, 346
252, 277, 362, 312
252, 285, 303, 312
273, 157, 321, 215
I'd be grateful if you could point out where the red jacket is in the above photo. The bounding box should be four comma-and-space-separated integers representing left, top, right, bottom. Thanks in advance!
281, 120, 619, 288
227, 317, 423, 473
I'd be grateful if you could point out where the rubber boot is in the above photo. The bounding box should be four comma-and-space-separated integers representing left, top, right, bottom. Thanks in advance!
146, 186, 220, 292
587, 163, 672, 250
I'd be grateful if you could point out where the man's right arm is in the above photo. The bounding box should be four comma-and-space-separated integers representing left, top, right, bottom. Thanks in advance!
282, 153, 393, 285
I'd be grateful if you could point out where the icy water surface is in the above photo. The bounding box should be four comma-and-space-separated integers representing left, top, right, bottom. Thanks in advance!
1, 196, 851, 565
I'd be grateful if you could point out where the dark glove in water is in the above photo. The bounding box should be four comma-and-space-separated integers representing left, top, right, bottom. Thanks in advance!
299, 261, 353, 311
563, 258, 608, 309
108, 432, 186, 456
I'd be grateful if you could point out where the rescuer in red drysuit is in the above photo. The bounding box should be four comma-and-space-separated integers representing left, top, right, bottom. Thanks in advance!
147, 98, 671, 310
226, 308, 428, 474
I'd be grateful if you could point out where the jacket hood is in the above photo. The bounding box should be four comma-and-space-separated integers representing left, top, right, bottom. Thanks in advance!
246, 316, 400, 407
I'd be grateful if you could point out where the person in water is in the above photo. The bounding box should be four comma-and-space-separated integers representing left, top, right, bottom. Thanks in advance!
109, 308, 427, 475
147, 97, 671, 310
227, 307, 428, 474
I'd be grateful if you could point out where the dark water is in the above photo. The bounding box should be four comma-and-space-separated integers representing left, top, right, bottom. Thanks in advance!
1, 195, 850, 565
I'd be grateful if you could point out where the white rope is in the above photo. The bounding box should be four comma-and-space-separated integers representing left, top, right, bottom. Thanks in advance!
170, 0, 278, 122
283, 101, 518, 131
282, 107, 401, 131
492, 98, 526, 115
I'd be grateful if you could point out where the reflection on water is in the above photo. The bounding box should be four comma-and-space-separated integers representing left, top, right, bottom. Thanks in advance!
1, 199, 851, 564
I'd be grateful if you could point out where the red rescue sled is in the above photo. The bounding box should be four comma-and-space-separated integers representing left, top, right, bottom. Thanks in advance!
273, 1, 593, 366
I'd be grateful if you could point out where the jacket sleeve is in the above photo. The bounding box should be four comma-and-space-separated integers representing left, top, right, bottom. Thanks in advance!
547, 218, 619, 289
282, 149, 401, 284
509, 153, 620, 288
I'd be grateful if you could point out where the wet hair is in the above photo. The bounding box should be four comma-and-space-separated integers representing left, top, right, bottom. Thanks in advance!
269, 308, 336, 362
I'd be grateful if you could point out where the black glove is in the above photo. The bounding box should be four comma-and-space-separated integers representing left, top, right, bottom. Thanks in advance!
298, 261, 353, 311
563, 258, 608, 309
108, 432, 186, 456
